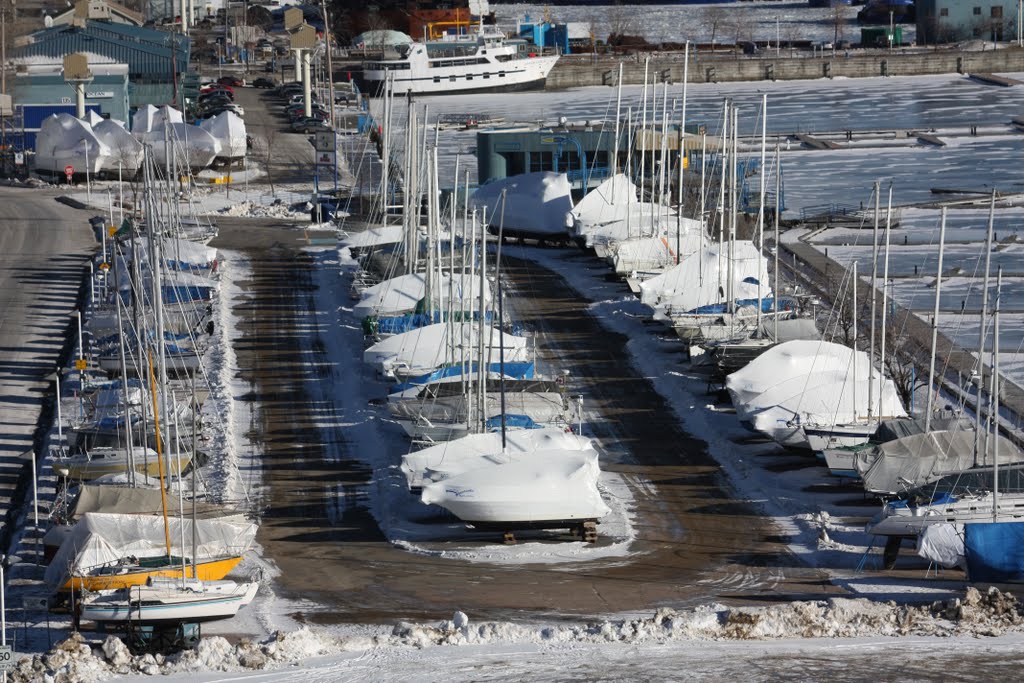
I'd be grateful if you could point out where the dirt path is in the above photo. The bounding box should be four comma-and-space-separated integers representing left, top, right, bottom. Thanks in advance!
220, 223, 843, 626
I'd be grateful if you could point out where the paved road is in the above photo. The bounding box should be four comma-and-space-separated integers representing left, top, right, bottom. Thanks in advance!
213, 220, 857, 626
0, 187, 95, 554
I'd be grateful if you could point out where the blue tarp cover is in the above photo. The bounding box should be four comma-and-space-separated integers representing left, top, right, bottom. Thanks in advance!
965, 521, 1024, 582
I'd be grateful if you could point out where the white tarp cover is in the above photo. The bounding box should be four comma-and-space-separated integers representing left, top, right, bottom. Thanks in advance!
581, 204, 689, 248
135, 122, 221, 169
613, 233, 707, 275
354, 273, 490, 319
91, 119, 143, 174
199, 110, 247, 159
131, 104, 184, 134
84, 110, 105, 126
641, 242, 771, 311
364, 321, 529, 376
34, 114, 109, 174
856, 430, 1024, 495
389, 386, 566, 425
917, 522, 965, 569
132, 236, 218, 269
340, 225, 405, 249
70, 485, 244, 523
727, 340, 874, 419
567, 173, 639, 233
470, 172, 573, 237
401, 428, 591, 489
420, 451, 610, 524
45, 512, 258, 590
747, 374, 907, 448
354, 29, 413, 48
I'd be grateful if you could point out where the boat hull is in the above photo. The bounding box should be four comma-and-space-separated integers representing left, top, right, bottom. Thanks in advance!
61, 555, 243, 592
80, 581, 259, 625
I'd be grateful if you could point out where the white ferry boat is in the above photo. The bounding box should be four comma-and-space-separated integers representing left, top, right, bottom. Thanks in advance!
362, 27, 559, 95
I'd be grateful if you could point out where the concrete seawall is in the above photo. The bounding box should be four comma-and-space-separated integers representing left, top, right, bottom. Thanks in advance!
546, 47, 1024, 88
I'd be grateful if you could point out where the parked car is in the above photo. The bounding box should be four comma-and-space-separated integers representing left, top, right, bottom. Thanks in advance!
203, 103, 245, 118
218, 75, 244, 87
200, 84, 234, 98
291, 116, 332, 134
252, 77, 277, 89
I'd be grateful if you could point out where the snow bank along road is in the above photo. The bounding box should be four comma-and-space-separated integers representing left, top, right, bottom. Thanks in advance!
0, 187, 95, 555
209, 217, 855, 627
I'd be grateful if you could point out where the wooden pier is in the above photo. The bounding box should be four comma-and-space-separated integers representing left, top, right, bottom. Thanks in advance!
969, 72, 1023, 87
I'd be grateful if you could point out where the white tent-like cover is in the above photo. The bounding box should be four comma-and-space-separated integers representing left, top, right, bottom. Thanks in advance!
132, 104, 184, 133
353, 273, 490, 319
567, 173, 639, 235
34, 113, 110, 174
612, 232, 707, 276
640, 242, 771, 312
136, 122, 221, 169
401, 428, 593, 490
470, 172, 573, 237
92, 119, 143, 174
420, 451, 610, 525
44, 512, 258, 591
199, 110, 247, 159
364, 321, 529, 377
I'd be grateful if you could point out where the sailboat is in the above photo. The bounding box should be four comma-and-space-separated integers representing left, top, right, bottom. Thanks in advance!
78, 576, 258, 625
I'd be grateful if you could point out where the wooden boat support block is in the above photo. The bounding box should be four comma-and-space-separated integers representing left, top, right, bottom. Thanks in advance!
209, 176, 232, 185
503, 531, 516, 545
583, 521, 598, 544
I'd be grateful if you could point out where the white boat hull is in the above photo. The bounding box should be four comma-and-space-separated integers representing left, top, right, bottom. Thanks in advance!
80, 579, 259, 625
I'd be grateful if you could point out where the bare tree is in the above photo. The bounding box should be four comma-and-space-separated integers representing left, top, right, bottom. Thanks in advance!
829, 6, 847, 45
607, 5, 637, 43
253, 127, 279, 198
701, 6, 728, 47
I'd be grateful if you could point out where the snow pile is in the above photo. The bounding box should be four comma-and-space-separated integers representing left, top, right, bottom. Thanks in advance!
199, 111, 248, 159
470, 171, 573, 237
218, 200, 310, 220
10, 589, 1024, 681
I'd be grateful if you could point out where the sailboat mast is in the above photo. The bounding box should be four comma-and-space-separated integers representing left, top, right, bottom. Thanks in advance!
773, 143, 781, 343
852, 261, 858, 420
147, 353, 172, 561
496, 190, 507, 450
975, 190, 997, 462
868, 181, 880, 420
924, 208, 947, 433
613, 62, 623, 174
992, 267, 1002, 520
639, 56, 649, 210
755, 94, 767, 336
878, 184, 893, 418
111, 240, 136, 486
675, 43, 689, 264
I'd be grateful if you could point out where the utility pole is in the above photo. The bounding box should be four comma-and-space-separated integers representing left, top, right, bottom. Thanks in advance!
320, 0, 335, 130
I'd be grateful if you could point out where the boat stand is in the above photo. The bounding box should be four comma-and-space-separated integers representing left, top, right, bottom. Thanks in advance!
125, 621, 201, 655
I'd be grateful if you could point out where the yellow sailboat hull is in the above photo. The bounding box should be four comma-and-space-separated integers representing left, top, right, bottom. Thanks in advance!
61, 555, 243, 592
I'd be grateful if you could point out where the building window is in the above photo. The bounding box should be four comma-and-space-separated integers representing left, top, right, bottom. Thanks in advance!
973, 7, 982, 14
992, 6, 1003, 17
433, 76, 440, 83
939, 7, 948, 16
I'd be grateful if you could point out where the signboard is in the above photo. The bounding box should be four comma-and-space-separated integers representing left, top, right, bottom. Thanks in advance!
315, 151, 336, 167
75, 359, 87, 371
314, 131, 335, 152
0, 646, 15, 672
85, 90, 113, 99
13, 152, 23, 165
64, 165, 74, 181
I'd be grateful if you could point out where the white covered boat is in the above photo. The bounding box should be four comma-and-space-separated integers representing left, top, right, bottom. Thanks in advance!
353, 272, 489, 320
567, 173, 639, 237
401, 427, 592, 490
420, 450, 609, 529
92, 119, 143, 175
641, 242, 771, 311
470, 172, 573, 240
51, 447, 191, 481
363, 321, 529, 379
198, 110, 247, 160
34, 113, 110, 175
611, 232, 706, 277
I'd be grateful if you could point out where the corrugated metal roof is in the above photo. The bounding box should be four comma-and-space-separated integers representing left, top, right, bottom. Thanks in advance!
14, 21, 189, 78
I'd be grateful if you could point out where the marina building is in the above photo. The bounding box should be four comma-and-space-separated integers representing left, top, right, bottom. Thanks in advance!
916, 1, 1022, 43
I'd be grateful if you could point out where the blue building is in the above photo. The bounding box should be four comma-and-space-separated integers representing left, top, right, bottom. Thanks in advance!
12, 21, 192, 108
